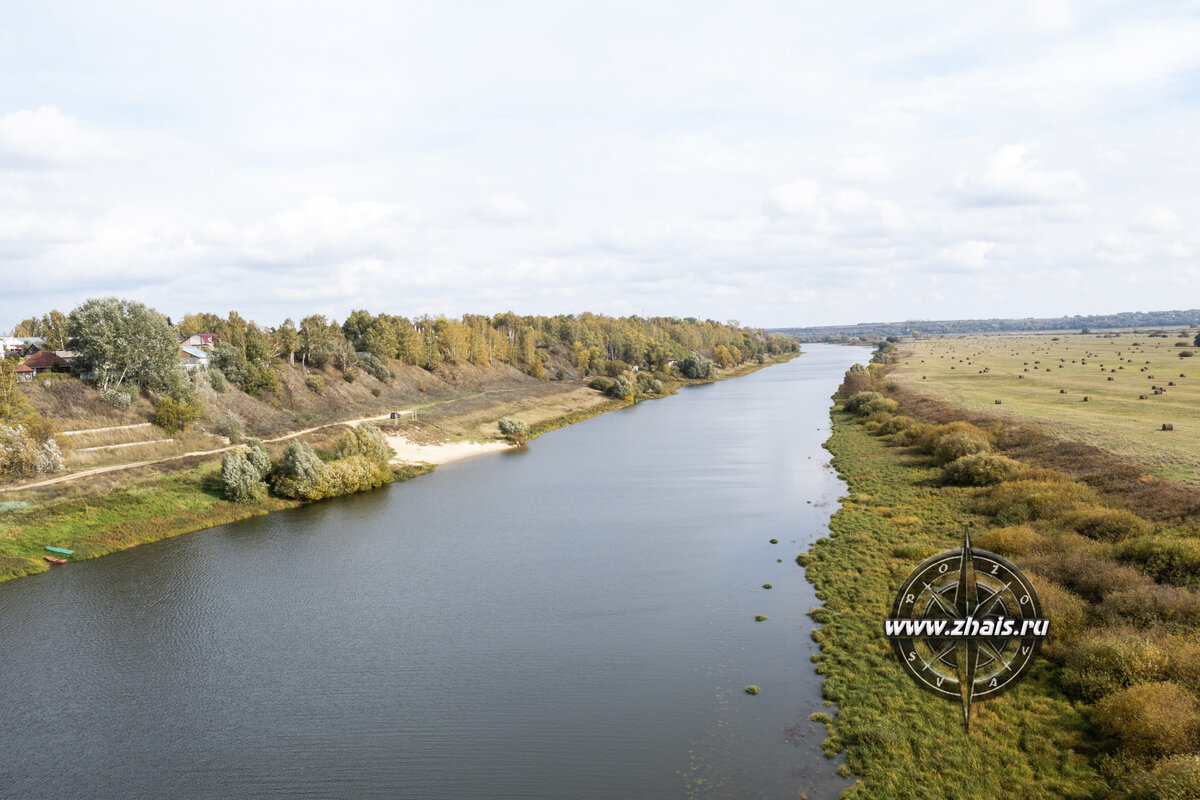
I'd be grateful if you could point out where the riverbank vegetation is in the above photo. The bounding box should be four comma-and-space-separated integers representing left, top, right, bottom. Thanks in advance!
803, 358, 1200, 798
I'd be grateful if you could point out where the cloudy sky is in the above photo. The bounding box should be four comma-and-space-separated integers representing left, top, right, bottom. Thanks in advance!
1, 1, 1198, 330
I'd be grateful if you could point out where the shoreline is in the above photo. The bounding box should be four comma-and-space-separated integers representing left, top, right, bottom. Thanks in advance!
0, 354, 798, 584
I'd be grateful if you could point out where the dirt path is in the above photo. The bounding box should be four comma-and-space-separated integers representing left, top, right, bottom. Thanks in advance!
0, 411, 405, 493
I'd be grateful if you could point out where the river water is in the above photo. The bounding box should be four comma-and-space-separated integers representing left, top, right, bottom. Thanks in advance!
0, 344, 870, 799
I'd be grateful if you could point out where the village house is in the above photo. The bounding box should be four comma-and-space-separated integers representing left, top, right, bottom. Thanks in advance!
0, 336, 41, 355
15, 350, 72, 380
179, 333, 218, 347
179, 345, 212, 369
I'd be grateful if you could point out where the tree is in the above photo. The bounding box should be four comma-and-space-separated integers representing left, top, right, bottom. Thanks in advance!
679, 353, 715, 380
270, 441, 327, 500
221, 447, 268, 502
39, 310, 70, 350
1194, 331, 1200, 348
0, 423, 64, 477
275, 319, 300, 366
342, 309, 375, 351
0, 361, 31, 421
336, 423, 392, 463
498, 417, 529, 445
68, 297, 179, 390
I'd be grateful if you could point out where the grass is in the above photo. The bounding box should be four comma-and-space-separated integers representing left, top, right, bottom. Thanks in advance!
803, 410, 1102, 798
892, 329, 1200, 485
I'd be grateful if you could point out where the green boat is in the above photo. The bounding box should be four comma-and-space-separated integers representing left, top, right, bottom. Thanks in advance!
44, 546, 74, 555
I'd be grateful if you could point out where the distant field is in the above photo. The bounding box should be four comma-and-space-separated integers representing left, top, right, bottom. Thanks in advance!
891, 328, 1200, 486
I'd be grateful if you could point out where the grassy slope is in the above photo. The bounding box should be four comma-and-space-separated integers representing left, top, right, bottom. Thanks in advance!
892, 331, 1200, 485
803, 410, 1100, 799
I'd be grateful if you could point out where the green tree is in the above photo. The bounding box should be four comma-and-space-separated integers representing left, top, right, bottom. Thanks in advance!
0, 361, 31, 421
68, 297, 180, 390
679, 353, 715, 380
275, 319, 300, 366
270, 441, 327, 500
498, 417, 529, 444
336, 423, 392, 463
221, 447, 268, 502
39, 310, 70, 350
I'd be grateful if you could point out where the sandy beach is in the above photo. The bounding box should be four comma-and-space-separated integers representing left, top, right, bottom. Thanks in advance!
383, 433, 510, 465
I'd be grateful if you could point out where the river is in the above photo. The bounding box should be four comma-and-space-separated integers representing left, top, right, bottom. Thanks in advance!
0, 344, 871, 799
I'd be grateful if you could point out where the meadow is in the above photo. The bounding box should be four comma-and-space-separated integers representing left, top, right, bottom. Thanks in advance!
891, 329, 1200, 486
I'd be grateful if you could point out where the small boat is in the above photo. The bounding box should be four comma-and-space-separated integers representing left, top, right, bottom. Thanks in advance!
44, 556, 67, 565
44, 546, 74, 555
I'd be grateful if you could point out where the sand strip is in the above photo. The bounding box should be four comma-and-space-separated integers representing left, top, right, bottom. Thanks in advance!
384, 433, 510, 465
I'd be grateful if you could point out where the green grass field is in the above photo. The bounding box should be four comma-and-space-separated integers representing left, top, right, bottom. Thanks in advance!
891, 329, 1200, 485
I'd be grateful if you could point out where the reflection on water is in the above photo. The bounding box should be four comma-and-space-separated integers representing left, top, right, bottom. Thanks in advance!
0, 344, 870, 800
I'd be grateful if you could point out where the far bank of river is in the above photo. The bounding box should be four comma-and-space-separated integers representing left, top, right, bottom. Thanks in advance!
0, 344, 870, 799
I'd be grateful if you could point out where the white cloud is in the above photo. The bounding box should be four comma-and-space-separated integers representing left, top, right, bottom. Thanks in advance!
1133, 204, 1182, 233
836, 155, 891, 182
956, 145, 1085, 206
0, 106, 116, 167
471, 194, 534, 224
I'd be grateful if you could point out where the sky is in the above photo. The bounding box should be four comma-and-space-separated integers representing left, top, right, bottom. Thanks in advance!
1, 0, 1198, 331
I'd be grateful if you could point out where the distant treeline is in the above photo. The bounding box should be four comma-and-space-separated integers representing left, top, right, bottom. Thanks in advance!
775, 309, 1200, 342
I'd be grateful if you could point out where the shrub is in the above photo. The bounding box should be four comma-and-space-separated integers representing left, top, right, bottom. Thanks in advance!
1062, 506, 1153, 541
322, 454, 391, 496
101, 388, 133, 410
1166, 637, 1200, 693
843, 391, 883, 414
221, 448, 268, 503
1025, 551, 1148, 603
498, 417, 529, 444
976, 525, 1046, 556
214, 411, 245, 444
270, 441, 327, 500
358, 353, 391, 382
603, 359, 629, 378
888, 422, 936, 447
1125, 755, 1200, 800
305, 374, 326, 394
207, 368, 228, 393
1027, 575, 1089, 657
941, 453, 1023, 486
1180, 350, 1195, 358
875, 415, 913, 436
932, 431, 991, 465
1100, 584, 1200, 628
1062, 630, 1170, 699
1092, 682, 1200, 757
0, 424, 64, 477
151, 394, 201, 434
858, 397, 899, 418
244, 439, 270, 477
678, 353, 715, 380
973, 479, 1094, 525
588, 376, 614, 392
837, 364, 873, 397
607, 376, 634, 400
336, 423, 392, 463
1117, 535, 1200, 587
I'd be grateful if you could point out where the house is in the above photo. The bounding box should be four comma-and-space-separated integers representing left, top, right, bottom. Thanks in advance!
179, 345, 212, 369
0, 336, 40, 355
14, 362, 34, 382
19, 350, 71, 377
179, 333, 218, 347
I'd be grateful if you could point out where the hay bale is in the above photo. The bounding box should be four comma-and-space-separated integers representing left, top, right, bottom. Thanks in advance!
1163, 423, 1174, 431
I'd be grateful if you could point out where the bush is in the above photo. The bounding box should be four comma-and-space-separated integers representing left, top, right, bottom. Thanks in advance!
0, 423, 64, 477
857, 397, 899, 418
214, 411, 245, 444
1025, 550, 1148, 603
1100, 584, 1200, 628
843, 391, 883, 414
221, 448, 268, 503
1125, 755, 1200, 800
888, 422, 936, 447
498, 417, 529, 444
1027, 575, 1089, 657
973, 479, 1094, 525
607, 376, 634, 400
1180, 350, 1195, 358
322, 454, 391, 496
837, 364, 873, 397
1166, 637, 1200, 694
270, 441, 327, 500
941, 453, 1023, 486
1062, 630, 1170, 699
875, 415, 913, 436
932, 431, 991, 465
1062, 506, 1153, 541
336, 423, 392, 463
358, 353, 391, 382
1117, 535, 1200, 587
976, 525, 1046, 556
101, 388, 133, 410
244, 439, 270, 477
588, 376, 614, 393
678, 353, 715, 380
207, 368, 228, 393
1092, 682, 1200, 757
151, 394, 201, 434
305, 374, 326, 394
